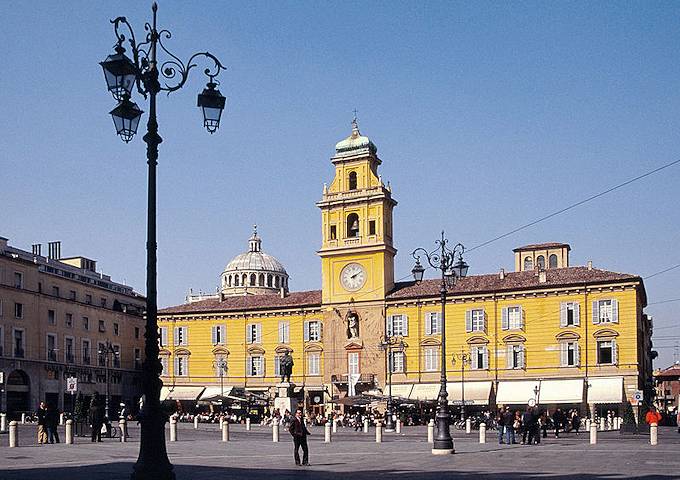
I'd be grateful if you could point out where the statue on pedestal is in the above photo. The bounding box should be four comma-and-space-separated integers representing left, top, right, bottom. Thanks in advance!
280, 350, 294, 383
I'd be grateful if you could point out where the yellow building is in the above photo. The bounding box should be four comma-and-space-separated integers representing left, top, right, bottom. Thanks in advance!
158, 120, 651, 416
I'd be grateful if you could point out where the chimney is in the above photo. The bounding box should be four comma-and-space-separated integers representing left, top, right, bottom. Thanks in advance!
32, 244, 42, 256
499, 268, 505, 280
48, 241, 61, 260
280, 287, 286, 299
587, 260, 593, 271
538, 270, 547, 283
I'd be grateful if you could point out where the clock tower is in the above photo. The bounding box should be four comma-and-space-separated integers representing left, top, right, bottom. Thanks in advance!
317, 118, 397, 305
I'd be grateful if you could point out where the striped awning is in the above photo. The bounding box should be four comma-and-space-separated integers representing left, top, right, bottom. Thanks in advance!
409, 383, 442, 401
388, 384, 414, 399
446, 381, 493, 405
160, 386, 205, 401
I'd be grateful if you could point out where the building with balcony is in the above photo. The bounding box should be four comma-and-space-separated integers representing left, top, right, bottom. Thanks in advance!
157, 120, 652, 418
0, 237, 146, 418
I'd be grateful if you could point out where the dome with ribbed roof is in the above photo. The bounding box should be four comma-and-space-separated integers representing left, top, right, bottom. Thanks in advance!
220, 226, 289, 296
334, 117, 377, 155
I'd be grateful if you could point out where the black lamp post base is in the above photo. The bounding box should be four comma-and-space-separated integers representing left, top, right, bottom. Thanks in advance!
384, 415, 395, 432
431, 447, 455, 455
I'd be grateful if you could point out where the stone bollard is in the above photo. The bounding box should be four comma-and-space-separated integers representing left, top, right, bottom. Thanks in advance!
396, 418, 402, 434
590, 422, 597, 445
0, 413, 7, 433
170, 417, 178, 442
375, 422, 383, 443
325, 421, 332, 443
466, 418, 472, 434
246, 417, 251, 431
599, 417, 605, 431
21, 413, 26, 424
194, 417, 199, 430
222, 421, 230, 442
332, 419, 338, 433
363, 418, 369, 433
585, 418, 591, 430
9, 421, 18, 447
650, 423, 658, 445
617, 417, 622, 430
427, 419, 435, 444
119, 419, 127, 443
66, 419, 74, 445
479, 422, 486, 443
272, 420, 280, 442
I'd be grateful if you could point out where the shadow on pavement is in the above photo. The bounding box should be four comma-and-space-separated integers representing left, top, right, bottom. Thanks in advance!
1, 462, 678, 480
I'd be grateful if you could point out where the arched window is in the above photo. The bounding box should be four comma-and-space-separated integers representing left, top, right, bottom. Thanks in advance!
250, 273, 256, 286
242, 273, 247, 286
347, 213, 360, 238
536, 255, 545, 269
267, 274, 273, 287
524, 257, 533, 271
258, 273, 265, 286
275, 276, 280, 288
549, 254, 558, 268
226, 276, 231, 287
348, 171, 358, 190
234, 275, 239, 286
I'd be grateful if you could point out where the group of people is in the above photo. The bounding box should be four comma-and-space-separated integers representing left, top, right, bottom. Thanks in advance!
36, 402, 61, 444
495, 406, 581, 445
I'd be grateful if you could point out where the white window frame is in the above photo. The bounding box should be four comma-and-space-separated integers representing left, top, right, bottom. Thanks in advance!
174, 355, 189, 376
424, 312, 441, 335
47, 333, 58, 362
247, 355, 264, 377
348, 352, 360, 375
212, 324, 226, 345
466, 309, 486, 333
471, 345, 489, 370
593, 299, 618, 324
278, 321, 290, 344
560, 302, 580, 327
174, 326, 188, 346
64, 336, 75, 363
247, 323, 262, 344
560, 341, 580, 367
507, 344, 525, 369
424, 347, 439, 372
274, 354, 282, 377
305, 320, 321, 342
596, 339, 617, 365
308, 352, 321, 376
14, 272, 23, 289
502, 306, 523, 330
159, 327, 168, 347
160, 356, 169, 376
388, 314, 408, 337
14, 302, 23, 319
389, 350, 405, 373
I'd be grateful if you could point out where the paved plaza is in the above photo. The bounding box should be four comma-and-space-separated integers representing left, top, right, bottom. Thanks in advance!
1, 423, 679, 479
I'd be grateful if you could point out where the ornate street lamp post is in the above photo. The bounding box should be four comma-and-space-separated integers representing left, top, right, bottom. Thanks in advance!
380, 335, 404, 433
99, 4, 226, 479
412, 231, 468, 455
452, 351, 471, 421
98, 340, 120, 422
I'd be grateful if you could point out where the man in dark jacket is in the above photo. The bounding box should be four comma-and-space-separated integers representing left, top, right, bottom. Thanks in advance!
288, 409, 311, 466
553, 408, 565, 438
89, 392, 104, 442
36, 402, 48, 444
503, 407, 515, 444
46, 404, 60, 443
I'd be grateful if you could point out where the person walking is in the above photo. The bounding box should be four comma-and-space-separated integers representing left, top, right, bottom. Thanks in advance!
89, 392, 104, 442
570, 410, 581, 435
289, 409, 311, 466
521, 407, 533, 445
36, 402, 48, 445
495, 409, 505, 444
553, 408, 564, 438
503, 407, 516, 445
46, 404, 61, 444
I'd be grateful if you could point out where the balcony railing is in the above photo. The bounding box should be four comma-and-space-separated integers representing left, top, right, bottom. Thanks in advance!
331, 373, 375, 384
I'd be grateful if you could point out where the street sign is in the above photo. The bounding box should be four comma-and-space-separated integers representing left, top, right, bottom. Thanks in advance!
66, 376, 78, 394
631, 390, 643, 405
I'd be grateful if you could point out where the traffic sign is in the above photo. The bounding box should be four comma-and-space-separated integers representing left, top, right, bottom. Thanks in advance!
631, 390, 643, 405
66, 376, 78, 394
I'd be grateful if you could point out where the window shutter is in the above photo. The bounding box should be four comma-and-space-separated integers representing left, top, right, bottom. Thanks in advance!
483, 311, 488, 334
185, 356, 189, 376
612, 339, 618, 365
575, 342, 581, 366
465, 310, 472, 333
262, 356, 266, 376
319, 321, 324, 340
592, 301, 600, 324
211, 326, 217, 345
501, 308, 509, 330
425, 313, 432, 336
506, 346, 513, 369
519, 346, 526, 368
173, 327, 179, 346
611, 299, 619, 323
173, 357, 179, 376
483, 348, 489, 369
274, 355, 281, 377
403, 315, 409, 337
278, 323, 284, 343
160, 328, 168, 347
573, 303, 580, 326
386, 316, 393, 337
303, 321, 310, 341
471, 346, 478, 369
256, 324, 262, 343
560, 303, 567, 327
246, 325, 253, 344
520, 307, 525, 330
183, 327, 188, 346
559, 342, 567, 367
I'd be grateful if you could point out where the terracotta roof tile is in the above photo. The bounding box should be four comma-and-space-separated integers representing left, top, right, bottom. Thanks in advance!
387, 267, 642, 301
159, 290, 322, 315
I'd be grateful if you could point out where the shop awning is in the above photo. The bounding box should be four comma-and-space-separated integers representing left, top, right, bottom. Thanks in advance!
160, 386, 205, 401
587, 377, 624, 404
409, 383, 442, 401
496, 380, 540, 405
389, 384, 414, 399
199, 386, 235, 402
538, 379, 584, 404
446, 381, 493, 405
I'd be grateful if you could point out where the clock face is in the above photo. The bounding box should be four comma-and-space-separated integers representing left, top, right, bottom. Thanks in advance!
340, 263, 367, 291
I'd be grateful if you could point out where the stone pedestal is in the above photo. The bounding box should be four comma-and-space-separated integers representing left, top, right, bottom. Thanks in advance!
274, 382, 298, 414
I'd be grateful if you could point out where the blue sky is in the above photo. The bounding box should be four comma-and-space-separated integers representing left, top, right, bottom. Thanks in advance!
1, 1, 679, 367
